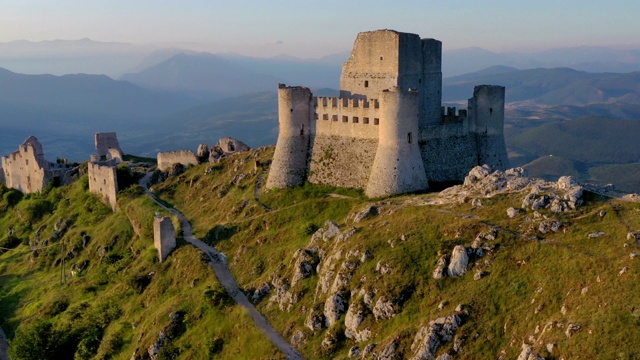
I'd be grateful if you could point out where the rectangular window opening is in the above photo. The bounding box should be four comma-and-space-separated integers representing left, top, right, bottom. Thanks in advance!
332, 115, 338, 121
323, 114, 329, 120
374, 118, 380, 125
353, 116, 359, 123
363, 117, 370, 124
364, 80, 369, 88
342, 115, 349, 123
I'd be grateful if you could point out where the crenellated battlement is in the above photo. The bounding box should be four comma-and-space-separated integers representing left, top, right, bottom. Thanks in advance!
441, 106, 468, 124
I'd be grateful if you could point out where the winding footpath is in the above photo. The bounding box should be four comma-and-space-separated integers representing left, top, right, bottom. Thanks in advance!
140, 174, 303, 359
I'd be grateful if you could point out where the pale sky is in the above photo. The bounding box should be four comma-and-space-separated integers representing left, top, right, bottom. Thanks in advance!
1, 0, 639, 57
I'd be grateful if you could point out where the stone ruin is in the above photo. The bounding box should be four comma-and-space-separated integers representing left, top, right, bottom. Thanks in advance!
93, 132, 123, 162
0, 136, 77, 193
153, 216, 176, 262
156, 137, 251, 172
87, 132, 122, 211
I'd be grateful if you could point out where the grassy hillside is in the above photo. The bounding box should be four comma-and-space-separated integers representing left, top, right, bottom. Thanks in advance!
0, 177, 281, 359
151, 148, 640, 359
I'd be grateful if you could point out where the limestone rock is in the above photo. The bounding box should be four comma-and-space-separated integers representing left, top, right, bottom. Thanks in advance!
447, 245, 468, 277
315, 250, 343, 296
373, 296, 397, 321
435, 355, 452, 360
376, 261, 393, 275
324, 291, 348, 327
345, 302, 371, 342
196, 144, 209, 162
516, 344, 545, 360
432, 255, 448, 279
565, 323, 581, 337
330, 260, 358, 293
588, 231, 605, 239
304, 310, 325, 331
362, 343, 377, 358
251, 282, 270, 303
474, 270, 487, 280
538, 220, 561, 234
410, 312, 466, 360
290, 329, 306, 347
507, 207, 519, 219
352, 205, 379, 223
376, 336, 401, 360
557, 176, 578, 190
463, 165, 492, 186
291, 249, 318, 286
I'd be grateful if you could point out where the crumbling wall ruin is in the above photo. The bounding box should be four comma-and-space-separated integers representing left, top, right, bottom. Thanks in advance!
95, 132, 123, 160
157, 150, 198, 172
1, 136, 51, 193
153, 216, 176, 262
87, 162, 118, 211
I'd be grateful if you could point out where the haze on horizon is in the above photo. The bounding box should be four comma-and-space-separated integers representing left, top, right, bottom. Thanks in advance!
2, 0, 639, 58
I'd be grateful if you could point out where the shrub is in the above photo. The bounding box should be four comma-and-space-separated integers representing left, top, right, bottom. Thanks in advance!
203, 284, 233, 308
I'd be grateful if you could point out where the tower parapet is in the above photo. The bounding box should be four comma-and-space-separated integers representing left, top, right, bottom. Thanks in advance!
366, 88, 428, 197
266, 84, 312, 189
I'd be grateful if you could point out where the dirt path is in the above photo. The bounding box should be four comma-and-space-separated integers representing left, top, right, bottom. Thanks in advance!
0, 325, 9, 360
140, 174, 303, 359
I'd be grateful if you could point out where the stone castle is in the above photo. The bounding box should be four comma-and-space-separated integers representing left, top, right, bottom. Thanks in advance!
266, 29, 508, 197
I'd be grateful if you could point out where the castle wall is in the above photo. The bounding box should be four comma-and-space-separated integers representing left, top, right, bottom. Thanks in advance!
266, 85, 312, 189
307, 135, 378, 189
313, 97, 380, 139
420, 39, 442, 127
87, 162, 118, 211
1, 136, 50, 193
418, 122, 479, 183
470, 85, 509, 170
157, 150, 198, 172
95, 132, 122, 160
366, 88, 428, 197
153, 216, 176, 262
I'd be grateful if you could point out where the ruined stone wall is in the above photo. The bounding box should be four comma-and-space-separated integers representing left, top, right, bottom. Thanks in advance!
314, 96, 381, 138
95, 132, 122, 159
87, 162, 118, 211
153, 216, 176, 262
1, 136, 50, 193
157, 150, 198, 172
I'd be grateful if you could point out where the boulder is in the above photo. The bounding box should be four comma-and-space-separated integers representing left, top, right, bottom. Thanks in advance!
324, 291, 348, 327
353, 205, 379, 223
373, 296, 397, 321
290, 330, 306, 347
251, 282, 271, 303
345, 302, 371, 342
432, 255, 448, 279
348, 346, 360, 358
516, 344, 545, 360
565, 323, 581, 337
290, 249, 318, 286
507, 207, 519, 219
196, 144, 209, 162
410, 313, 465, 360
304, 310, 325, 331
447, 246, 468, 277
557, 176, 578, 190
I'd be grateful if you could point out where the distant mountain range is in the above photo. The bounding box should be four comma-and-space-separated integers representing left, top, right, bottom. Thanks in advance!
2, 38, 640, 79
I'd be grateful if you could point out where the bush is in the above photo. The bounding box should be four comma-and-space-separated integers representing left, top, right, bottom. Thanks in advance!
15, 199, 53, 223
203, 284, 233, 308
127, 273, 153, 294
0, 235, 21, 253
3, 189, 23, 207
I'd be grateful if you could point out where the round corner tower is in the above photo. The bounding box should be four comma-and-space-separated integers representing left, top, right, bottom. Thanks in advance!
365, 88, 428, 198
266, 84, 312, 189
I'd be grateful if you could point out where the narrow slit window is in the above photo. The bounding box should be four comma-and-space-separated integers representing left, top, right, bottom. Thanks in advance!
489, 107, 493, 114
364, 80, 369, 88
407, 132, 412, 144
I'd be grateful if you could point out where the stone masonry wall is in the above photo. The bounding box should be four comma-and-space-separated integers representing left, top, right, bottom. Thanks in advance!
1, 136, 50, 194
308, 135, 378, 189
153, 216, 176, 262
87, 162, 118, 211
157, 150, 198, 172
95, 132, 122, 159
418, 124, 479, 183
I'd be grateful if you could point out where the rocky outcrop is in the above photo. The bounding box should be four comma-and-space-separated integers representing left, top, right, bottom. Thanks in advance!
324, 291, 348, 327
517, 344, 545, 360
410, 310, 468, 360
344, 300, 371, 342
447, 245, 469, 277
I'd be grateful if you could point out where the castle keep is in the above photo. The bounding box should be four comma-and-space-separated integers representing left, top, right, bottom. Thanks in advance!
266, 30, 508, 197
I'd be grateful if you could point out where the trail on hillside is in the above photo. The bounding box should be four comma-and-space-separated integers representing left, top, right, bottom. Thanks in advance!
139, 173, 303, 360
